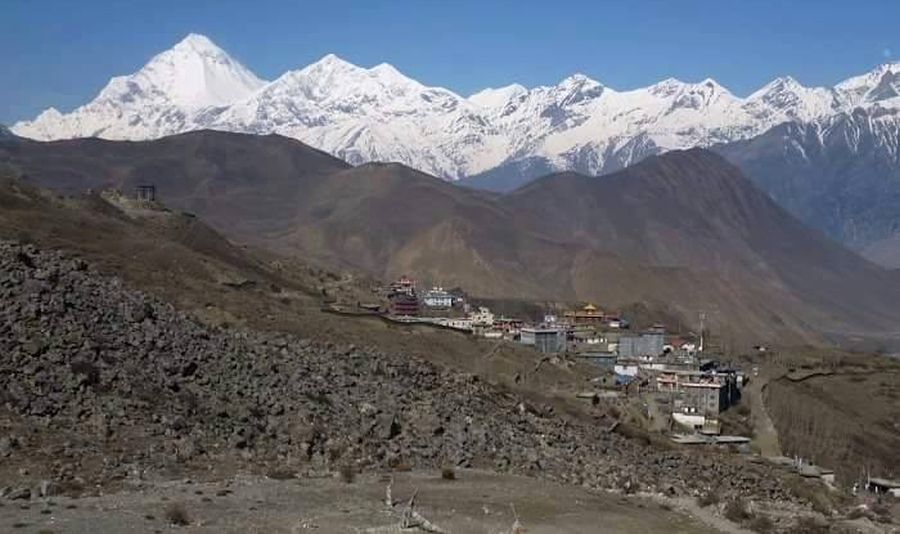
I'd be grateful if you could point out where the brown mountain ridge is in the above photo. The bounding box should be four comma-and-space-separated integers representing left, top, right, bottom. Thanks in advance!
2, 130, 899, 345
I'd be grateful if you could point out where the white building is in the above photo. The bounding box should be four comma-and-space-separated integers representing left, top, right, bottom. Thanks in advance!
469, 306, 495, 327
442, 318, 472, 330
422, 287, 455, 308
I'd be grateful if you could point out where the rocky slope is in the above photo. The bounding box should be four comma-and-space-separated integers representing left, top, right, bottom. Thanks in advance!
0, 240, 802, 510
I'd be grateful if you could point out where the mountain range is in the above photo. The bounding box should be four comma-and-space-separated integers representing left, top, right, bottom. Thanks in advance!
716, 107, 900, 266
13, 34, 899, 183
4, 130, 900, 346
11, 34, 900, 266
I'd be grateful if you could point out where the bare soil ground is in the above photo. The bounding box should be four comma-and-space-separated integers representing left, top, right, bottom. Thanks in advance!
0, 470, 718, 533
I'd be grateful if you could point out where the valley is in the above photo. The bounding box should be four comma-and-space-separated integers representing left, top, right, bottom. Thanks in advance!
2, 23, 900, 534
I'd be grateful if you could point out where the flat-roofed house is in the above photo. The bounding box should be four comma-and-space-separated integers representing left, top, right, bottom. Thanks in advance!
520, 327, 565, 353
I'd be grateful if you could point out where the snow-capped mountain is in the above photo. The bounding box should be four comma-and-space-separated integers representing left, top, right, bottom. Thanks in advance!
13, 34, 266, 141
210, 53, 506, 178
12, 33, 900, 182
717, 105, 900, 264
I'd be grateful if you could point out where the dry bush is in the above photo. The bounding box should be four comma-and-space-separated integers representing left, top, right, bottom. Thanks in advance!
390, 461, 413, 472
339, 464, 356, 484
265, 467, 296, 480
164, 503, 190, 526
748, 514, 775, 533
785, 476, 837, 515
723, 498, 752, 523
441, 467, 456, 481
696, 490, 721, 508
614, 422, 651, 446
791, 516, 830, 534
871, 501, 891, 516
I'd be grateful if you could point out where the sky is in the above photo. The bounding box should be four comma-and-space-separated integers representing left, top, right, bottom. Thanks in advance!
2, 0, 899, 124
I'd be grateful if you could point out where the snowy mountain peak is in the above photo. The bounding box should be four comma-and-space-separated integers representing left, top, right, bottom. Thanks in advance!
750, 76, 805, 96
557, 73, 602, 90
699, 78, 730, 93
647, 77, 728, 98
369, 62, 421, 87
12, 39, 900, 181
468, 84, 528, 109
121, 33, 266, 108
744, 76, 839, 122
305, 53, 360, 73
11, 33, 266, 141
648, 78, 688, 96
171, 33, 223, 55
271, 55, 428, 106
550, 74, 605, 107
836, 62, 900, 106
34, 107, 63, 122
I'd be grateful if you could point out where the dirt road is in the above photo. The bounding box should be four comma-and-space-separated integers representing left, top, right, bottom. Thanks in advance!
1, 470, 721, 533
745, 372, 783, 458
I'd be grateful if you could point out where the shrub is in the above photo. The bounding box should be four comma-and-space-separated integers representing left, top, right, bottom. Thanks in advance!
265, 467, 296, 480
70, 360, 100, 386
614, 422, 651, 446
791, 516, 829, 534
441, 467, 456, 481
785, 476, 835, 516
724, 498, 752, 523
748, 514, 775, 533
697, 490, 721, 508
339, 464, 356, 484
164, 503, 190, 526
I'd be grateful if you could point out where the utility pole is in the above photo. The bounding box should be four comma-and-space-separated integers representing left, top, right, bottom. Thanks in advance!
699, 312, 706, 353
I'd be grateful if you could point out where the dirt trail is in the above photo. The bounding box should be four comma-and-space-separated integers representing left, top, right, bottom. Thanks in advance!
745, 373, 783, 458
0, 470, 721, 533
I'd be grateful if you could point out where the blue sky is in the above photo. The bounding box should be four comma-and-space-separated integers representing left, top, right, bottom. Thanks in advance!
2, 0, 898, 124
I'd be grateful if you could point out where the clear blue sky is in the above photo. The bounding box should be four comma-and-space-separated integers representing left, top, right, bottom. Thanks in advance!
2, 0, 898, 124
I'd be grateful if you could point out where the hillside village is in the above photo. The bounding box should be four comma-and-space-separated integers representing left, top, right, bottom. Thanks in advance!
370, 275, 742, 435
320, 273, 900, 501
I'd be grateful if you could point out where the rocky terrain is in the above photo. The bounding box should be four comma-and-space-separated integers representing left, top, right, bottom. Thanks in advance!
0, 240, 849, 531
